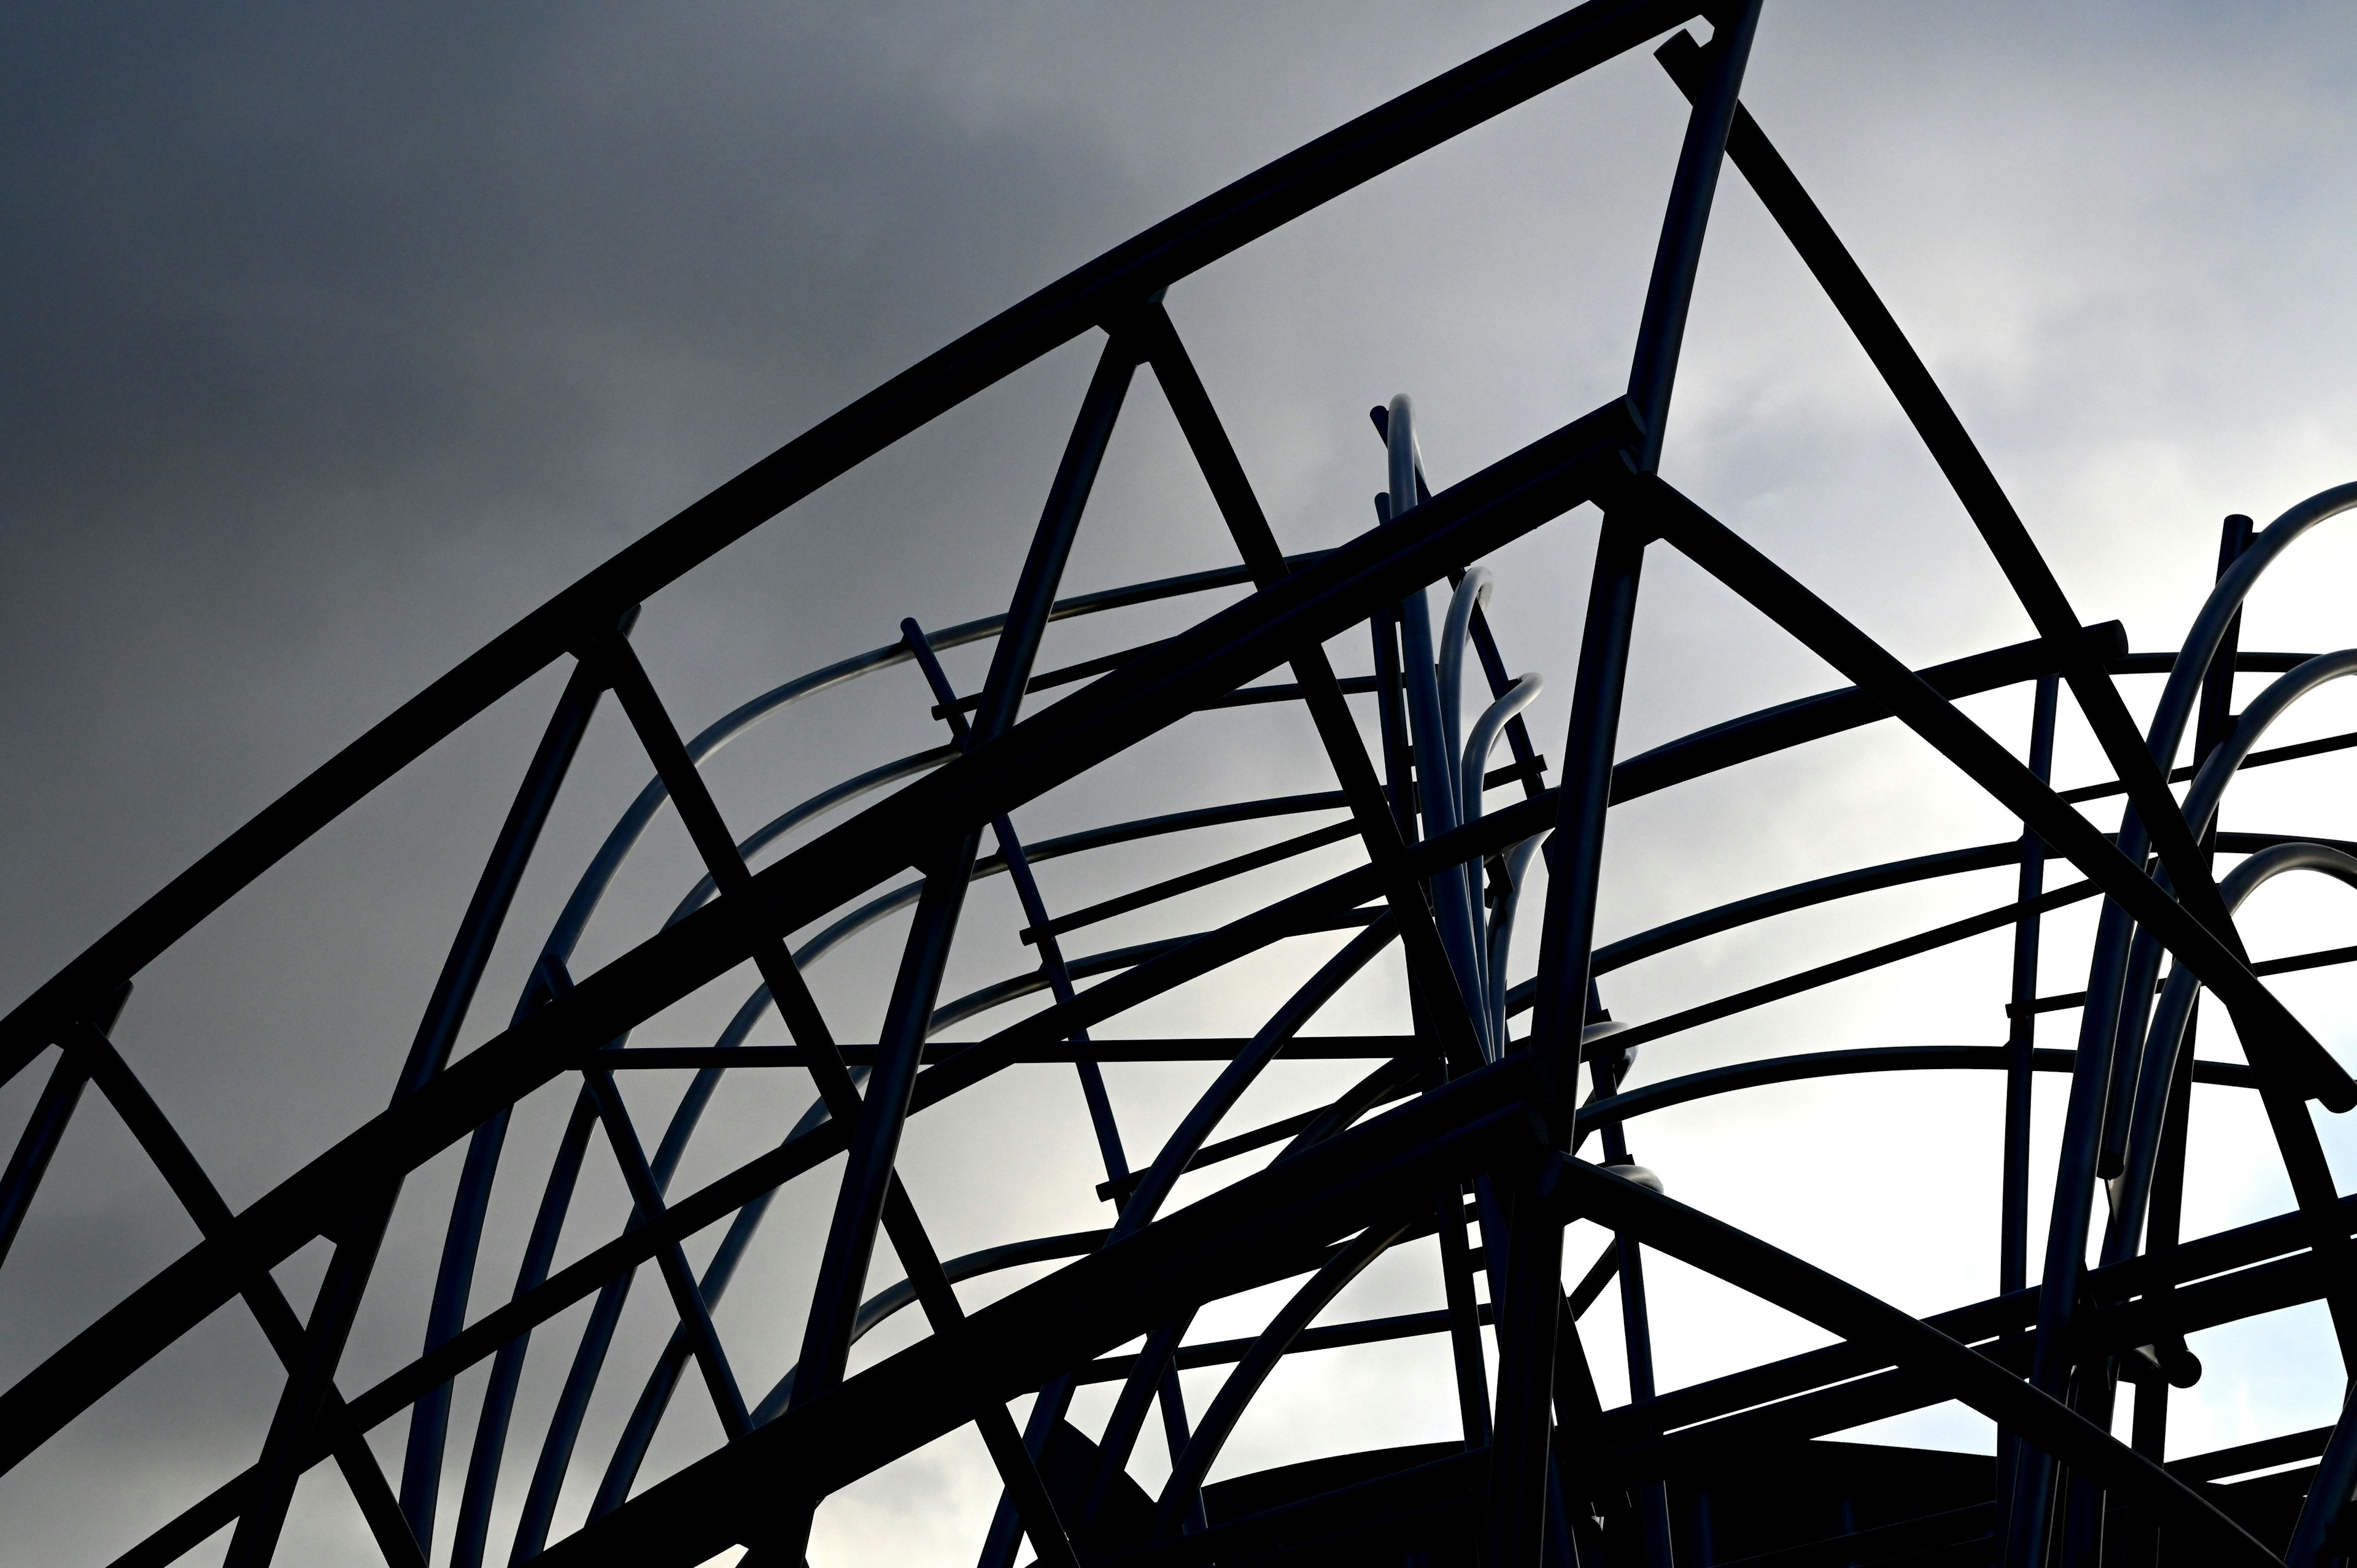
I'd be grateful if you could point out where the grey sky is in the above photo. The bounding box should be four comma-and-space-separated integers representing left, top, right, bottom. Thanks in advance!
5, 3, 2357, 1562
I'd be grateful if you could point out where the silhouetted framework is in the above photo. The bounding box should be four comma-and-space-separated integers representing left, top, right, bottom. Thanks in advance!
5, 4, 2356, 1564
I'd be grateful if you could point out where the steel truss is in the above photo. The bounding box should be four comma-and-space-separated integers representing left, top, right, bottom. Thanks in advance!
5, 2, 2356, 1564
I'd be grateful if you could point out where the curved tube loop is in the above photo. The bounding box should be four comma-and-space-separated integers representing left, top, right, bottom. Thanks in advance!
545, 643, 957, 967
1460, 672, 1540, 830
2081, 483, 2357, 1079
2103, 649, 2357, 1164
2181, 650, 2357, 841
2146, 484, 2357, 779
432, 774, 1369, 1530
447, 775, 965, 1545
1439, 566, 1496, 777
1485, 833, 1544, 1051
1275, 1053, 1433, 1163
2111, 841, 2357, 1262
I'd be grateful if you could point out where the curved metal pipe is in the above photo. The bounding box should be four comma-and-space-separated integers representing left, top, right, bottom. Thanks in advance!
745, 1230, 1107, 1425
1439, 566, 1495, 778
2102, 649, 2357, 1173
1460, 672, 1540, 831
541, 558, 1318, 972
1486, 834, 1544, 1049
424, 571, 1312, 1540
426, 779, 1355, 1526
502, 983, 776, 1564
2145, 485, 2357, 782
2109, 841, 2357, 1264
2182, 651, 2357, 839
590, 1068, 863, 1516
1579, 1043, 2258, 1137
662, 745, 956, 928
2072, 487, 2357, 1198
1152, 1216, 1415, 1537
1116, 917, 1401, 1245
1080, 918, 1401, 1524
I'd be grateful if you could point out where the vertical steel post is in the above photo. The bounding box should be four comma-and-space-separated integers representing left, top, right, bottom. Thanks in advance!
1438, 1184, 1494, 1448
1502, 12, 1760, 1565
2084, 516, 2253, 1568
1994, 670, 2057, 1550
1625, 6, 1763, 477
1597, 1056, 1674, 1568
2001, 671, 2060, 1299
2023, 517, 2254, 1568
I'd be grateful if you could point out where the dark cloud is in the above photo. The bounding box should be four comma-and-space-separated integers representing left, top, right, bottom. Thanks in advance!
5, 3, 2357, 1561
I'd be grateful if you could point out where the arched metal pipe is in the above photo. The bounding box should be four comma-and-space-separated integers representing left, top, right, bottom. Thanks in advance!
1152, 1216, 1415, 1537
2102, 649, 2357, 1175
1080, 917, 1400, 1527
662, 745, 956, 927
2072, 487, 2357, 1193
2108, 841, 2357, 1265
745, 1230, 1108, 1424
538, 557, 1314, 973
1113, 917, 1401, 1245
1440, 567, 1496, 781
1461, 673, 1541, 832
2183, 651, 2357, 838
495, 979, 777, 1566
2146, 485, 2357, 781
590, 1068, 865, 1516
2021, 494, 2357, 1534
1486, 834, 1545, 1050
416, 565, 1309, 1540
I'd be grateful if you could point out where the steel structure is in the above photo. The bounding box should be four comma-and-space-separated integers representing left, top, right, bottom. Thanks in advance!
4, 4, 2355, 1564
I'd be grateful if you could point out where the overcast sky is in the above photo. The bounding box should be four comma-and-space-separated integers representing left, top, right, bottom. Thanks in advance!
6, 4, 2357, 1564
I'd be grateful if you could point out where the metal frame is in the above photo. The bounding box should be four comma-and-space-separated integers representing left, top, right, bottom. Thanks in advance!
4, 4, 2353, 1564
